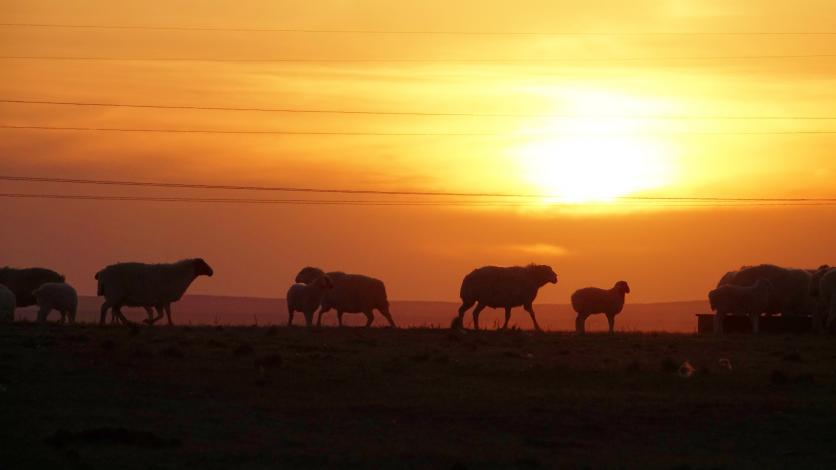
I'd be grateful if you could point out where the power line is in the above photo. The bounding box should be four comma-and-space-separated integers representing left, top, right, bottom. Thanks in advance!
3, 54, 836, 63
2, 193, 836, 208
4, 124, 836, 136
3, 23, 836, 36
4, 175, 836, 203
5, 98, 836, 121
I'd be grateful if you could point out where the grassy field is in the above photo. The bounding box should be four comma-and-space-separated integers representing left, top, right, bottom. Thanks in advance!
2, 323, 836, 469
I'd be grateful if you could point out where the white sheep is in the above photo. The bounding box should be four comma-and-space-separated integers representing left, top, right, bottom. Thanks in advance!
287, 274, 333, 327
96, 258, 213, 325
571, 281, 631, 334
709, 278, 772, 334
0, 284, 15, 323
33, 282, 78, 323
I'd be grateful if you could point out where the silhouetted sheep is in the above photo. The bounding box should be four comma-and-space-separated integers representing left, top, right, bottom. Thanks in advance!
0, 284, 15, 323
33, 282, 78, 323
454, 264, 558, 331
0, 266, 65, 307
286, 274, 333, 327
96, 258, 213, 325
709, 278, 772, 334
717, 264, 814, 317
295, 267, 395, 327
571, 281, 631, 334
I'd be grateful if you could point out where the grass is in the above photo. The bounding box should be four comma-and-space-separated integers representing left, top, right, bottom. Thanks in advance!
2, 323, 836, 469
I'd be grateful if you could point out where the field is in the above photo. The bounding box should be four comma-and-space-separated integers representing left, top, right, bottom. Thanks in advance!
3, 323, 836, 469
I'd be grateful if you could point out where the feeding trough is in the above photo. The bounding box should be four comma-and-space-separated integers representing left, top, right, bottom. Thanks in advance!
696, 314, 814, 334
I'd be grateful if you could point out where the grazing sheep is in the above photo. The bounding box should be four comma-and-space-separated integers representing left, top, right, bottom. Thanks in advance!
709, 278, 772, 334
571, 281, 631, 334
33, 282, 78, 323
717, 264, 814, 317
0, 284, 15, 323
96, 258, 213, 325
454, 264, 558, 332
286, 274, 333, 327
0, 266, 65, 307
295, 267, 395, 327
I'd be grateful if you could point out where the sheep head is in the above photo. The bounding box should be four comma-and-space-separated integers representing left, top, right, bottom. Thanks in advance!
614, 280, 631, 294
314, 275, 334, 290
296, 266, 326, 285
527, 264, 558, 286
192, 258, 214, 277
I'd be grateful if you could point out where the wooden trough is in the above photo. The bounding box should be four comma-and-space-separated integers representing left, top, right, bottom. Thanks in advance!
696, 314, 814, 335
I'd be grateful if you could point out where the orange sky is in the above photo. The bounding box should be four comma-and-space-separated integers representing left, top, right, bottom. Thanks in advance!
2, 1, 836, 303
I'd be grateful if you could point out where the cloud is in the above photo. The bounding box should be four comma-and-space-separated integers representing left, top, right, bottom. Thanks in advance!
507, 243, 573, 257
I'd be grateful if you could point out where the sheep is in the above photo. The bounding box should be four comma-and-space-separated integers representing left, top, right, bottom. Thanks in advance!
96, 258, 213, 325
0, 266, 65, 307
453, 264, 558, 332
717, 264, 814, 317
33, 282, 78, 323
295, 267, 395, 327
709, 278, 772, 334
286, 274, 333, 327
571, 281, 631, 334
0, 284, 15, 323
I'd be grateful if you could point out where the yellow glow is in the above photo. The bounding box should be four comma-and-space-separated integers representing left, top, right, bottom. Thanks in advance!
511, 90, 678, 204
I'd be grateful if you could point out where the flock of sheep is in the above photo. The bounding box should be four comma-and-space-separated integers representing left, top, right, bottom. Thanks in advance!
2, 258, 835, 334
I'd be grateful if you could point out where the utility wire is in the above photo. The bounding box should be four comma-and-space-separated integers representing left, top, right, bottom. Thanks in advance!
4, 99, 836, 120
4, 175, 836, 203
3, 23, 836, 36
4, 124, 836, 136
3, 54, 836, 63
2, 193, 835, 208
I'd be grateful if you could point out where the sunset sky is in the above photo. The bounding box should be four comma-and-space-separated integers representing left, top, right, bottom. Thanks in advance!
2, 0, 836, 303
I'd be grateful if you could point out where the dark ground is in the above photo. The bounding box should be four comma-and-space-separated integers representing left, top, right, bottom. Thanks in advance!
2, 323, 835, 469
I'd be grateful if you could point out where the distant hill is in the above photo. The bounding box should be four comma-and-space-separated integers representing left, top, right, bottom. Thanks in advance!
14, 295, 710, 333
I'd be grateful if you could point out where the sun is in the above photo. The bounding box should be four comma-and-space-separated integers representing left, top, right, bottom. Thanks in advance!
510, 90, 678, 204
515, 132, 674, 204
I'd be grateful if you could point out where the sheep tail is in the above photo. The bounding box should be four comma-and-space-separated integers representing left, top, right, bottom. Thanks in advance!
95, 270, 104, 296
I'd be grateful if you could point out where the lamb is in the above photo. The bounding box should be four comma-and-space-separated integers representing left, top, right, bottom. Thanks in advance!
717, 264, 814, 317
0, 266, 65, 307
0, 284, 15, 323
96, 258, 213, 325
286, 274, 333, 327
709, 278, 772, 334
33, 282, 78, 323
571, 281, 631, 334
295, 267, 395, 327
453, 264, 558, 332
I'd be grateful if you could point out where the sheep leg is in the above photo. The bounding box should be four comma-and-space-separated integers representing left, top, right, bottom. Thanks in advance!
606, 313, 615, 335
142, 307, 155, 324
316, 306, 331, 327
364, 310, 374, 327
68, 306, 77, 324
378, 306, 396, 328
575, 314, 588, 334
501, 307, 512, 329
164, 304, 174, 326
523, 303, 542, 332
111, 304, 130, 325
99, 301, 111, 325
152, 306, 165, 324
457, 299, 475, 325
59, 310, 67, 324
471, 302, 486, 330
287, 309, 295, 326
303, 310, 314, 327
36, 306, 51, 323
337, 310, 344, 327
